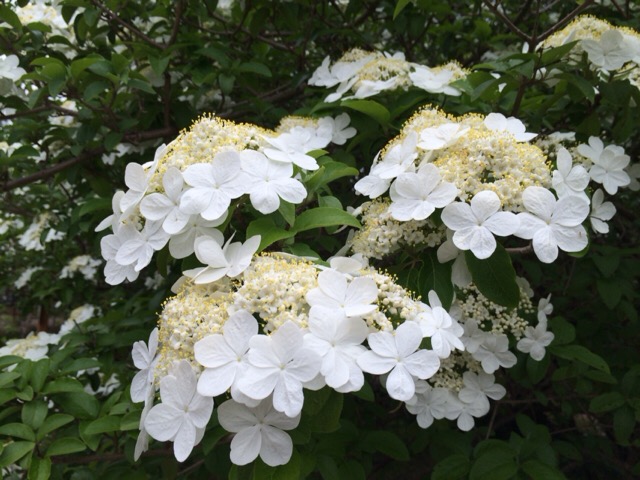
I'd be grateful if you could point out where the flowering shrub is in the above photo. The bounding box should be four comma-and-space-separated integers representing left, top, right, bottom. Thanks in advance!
1, 1, 639, 479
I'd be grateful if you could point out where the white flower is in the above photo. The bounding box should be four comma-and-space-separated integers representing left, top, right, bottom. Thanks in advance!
115, 221, 169, 272
0, 54, 26, 81
460, 320, 486, 354
237, 321, 321, 417
590, 189, 616, 234
217, 397, 300, 466
471, 333, 517, 374
140, 167, 190, 234
416, 291, 464, 358
349, 77, 399, 98
184, 235, 260, 284
458, 372, 506, 411
240, 150, 306, 214
95, 191, 126, 233
577, 137, 630, 195
303, 307, 368, 391
100, 226, 140, 285
436, 230, 472, 288
168, 212, 226, 259
354, 170, 391, 199
551, 148, 589, 199
626, 163, 640, 191
409, 66, 460, 96
131, 328, 159, 403
370, 131, 418, 181
388, 163, 457, 221
581, 29, 635, 71
179, 151, 247, 220
515, 186, 589, 263
263, 131, 324, 171
443, 391, 490, 432
483, 113, 536, 142
417, 123, 469, 150
194, 310, 257, 397
305, 268, 378, 318
318, 113, 356, 145
441, 190, 519, 259
537, 294, 553, 324
405, 381, 450, 428
144, 360, 214, 462
357, 321, 440, 401
120, 144, 165, 214
517, 322, 554, 361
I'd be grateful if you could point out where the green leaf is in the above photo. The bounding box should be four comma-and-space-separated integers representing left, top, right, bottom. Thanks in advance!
46, 437, 86, 457
278, 200, 296, 227
22, 400, 48, 429
28, 456, 51, 480
340, 99, 390, 126
83, 415, 121, 435
539, 41, 578, 65
271, 450, 301, 479
43, 377, 85, 394
305, 161, 359, 193
549, 345, 610, 374
0, 5, 22, 31
56, 392, 100, 419
219, 73, 235, 94
393, 0, 412, 18
589, 392, 625, 413
120, 411, 142, 431
30, 358, 50, 392
302, 389, 343, 433
0, 355, 23, 369
597, 279, 622, 309
549, 317, 575, 345
521, 460, 567, 480
360, 431, 410, 461
70, 56, 103, 78
0, 423, 35, 441
613, 406, 635, 445
37, 414, 74, 440
149, 56, 171, 76
0, 441, 35, 468
418, 249, 454, 309
0, 370, 21, 388
470, 445, 518, 480
293, 207, 360, 233
128, 78, 156, 94
246, 217, 295, 251
465, 244, 520, 308
238, 61, 272, 77
432, 454, 471, 480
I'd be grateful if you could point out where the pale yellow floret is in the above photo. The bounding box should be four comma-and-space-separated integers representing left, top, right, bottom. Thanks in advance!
431, 60, 469, 81
234, 253, 319, 332
356, 56, 413, 87
149, 113, 275, 190
275, 116, 320, 133
350, 199, 445, 259
338, 48, 381, 63
540, 15, 614, 49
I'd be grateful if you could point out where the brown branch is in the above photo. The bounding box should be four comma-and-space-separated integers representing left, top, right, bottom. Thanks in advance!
1, 127, 177, 192
536, 0, 596, 44
505, 243, 533, 254
482, 0, 531, 44
91, 0, 164, 49
167, 0, 185, 47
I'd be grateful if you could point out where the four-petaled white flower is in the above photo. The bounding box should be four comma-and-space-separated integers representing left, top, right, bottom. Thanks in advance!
443, 391, 490, 432
471, 333, 517, 374
436, 229, 472, 288
416, 291, 464, 358
217, 397, 300, 467
405, 381, 451, 429
483, 113, 537, 142
417, 123, 469, 150
458, 371, 506, 411
577, 137, 630, 195
517, 322, 555, 361
581, 29, 635, 71
369, 131, 418, 181
131, 328, 159, 403
120, 144, 165, 214
389, 163, 457, 221
237, 321, 321, 417
318, 113, 357, 145
551, 148, 589, 199
303, 307, 369, 392
263, 131, 324, 171
409, 66, 461, 96
194, 310, 258, 397
515, 186, 589, 263
590, 189, 616, 234
144, 360, 214, 462
184, 234, 261, 284
179, 151, 247, 220
140, 167, 190, 234
100, 225, 140, 285
240, 150, 307, 214
305, 268, 378, 318
115, 221, 169, 272
357, 321, 440, 401
168, 212, 226, 259
441, 190, 519, 259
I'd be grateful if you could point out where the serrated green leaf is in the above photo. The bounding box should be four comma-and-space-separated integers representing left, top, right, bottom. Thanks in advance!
28, 456, 51, 480
238, 61, 272, 77
55, 392, 100, 419
22, 400, 48, 429
418, 249, 453, 309
549, 317, 575, 346
70, 56, 103, 78
393, 0, 412, 18
278, 200, 296, 227
539, 41, 578, 65
0, 441, 34, 468
302, 389, 342, 433
465, 244, 520, 308
521, 459, 567, 480
360, 431, 410, 461
549, 345, 610, 374
37, 414, 74, 440
589, 392, 625, 413
470, 445, 517, 480
340, 99, 390, 126
83, 415, 121, 435
128, 78, 156, 94
0, 423, 35, 441
46, 437, 86, 457
432, 453, 471, 480
246, 217, 294, 251
293, 207, 360, 233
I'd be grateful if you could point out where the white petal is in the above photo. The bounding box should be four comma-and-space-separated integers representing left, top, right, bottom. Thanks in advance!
230, 425, 262, 465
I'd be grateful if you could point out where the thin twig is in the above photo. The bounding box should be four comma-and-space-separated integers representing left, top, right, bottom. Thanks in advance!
505, 243, 533, 254
482, 0, 531, 44
536, 0, 596, 43
91, 0, 164, 49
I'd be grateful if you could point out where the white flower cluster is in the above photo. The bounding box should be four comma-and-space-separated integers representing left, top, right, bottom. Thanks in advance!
96, 113, 356, 285
130, 251, 553, 464
539, 15, 640, 81
353, 107, 634, 265
308, 48, 468, 102
59, 255, 102, 281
